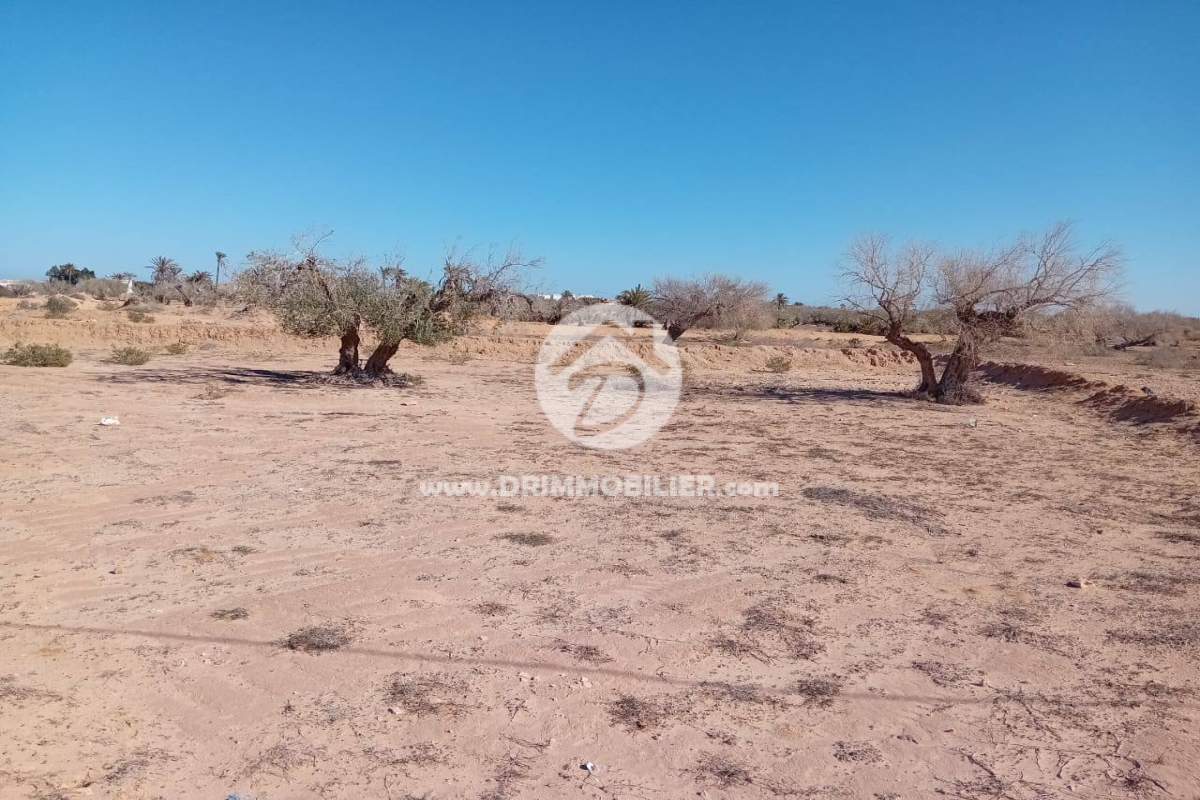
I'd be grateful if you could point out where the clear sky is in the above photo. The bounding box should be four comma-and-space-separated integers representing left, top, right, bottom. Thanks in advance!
2, 1, 1196, 312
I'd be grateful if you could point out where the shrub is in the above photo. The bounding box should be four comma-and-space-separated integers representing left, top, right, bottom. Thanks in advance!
17, 299, 40, 310
43, 295, 78, 318
3, 343, 73, 367
126, 310, 156, 323
764, 354, 793, 373
77, 278, 128, 300
8, 282, 36, 298
164, 342, 190, 355
110, 346, 152, 366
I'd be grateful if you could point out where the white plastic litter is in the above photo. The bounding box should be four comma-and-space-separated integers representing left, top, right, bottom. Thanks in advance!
99, 417, 120, 426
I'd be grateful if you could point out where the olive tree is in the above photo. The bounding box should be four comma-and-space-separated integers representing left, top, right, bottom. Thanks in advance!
235, 234, 537, 380
842, 222, 1122, 403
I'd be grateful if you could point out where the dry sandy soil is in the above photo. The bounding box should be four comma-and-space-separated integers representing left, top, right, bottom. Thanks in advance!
2, 302, 1199, 799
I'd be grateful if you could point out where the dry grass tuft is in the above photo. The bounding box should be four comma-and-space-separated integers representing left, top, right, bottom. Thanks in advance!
244, 740, 323, 779
698, 681, 784, 709
385, 672, 472, 717
282, 624, 353, 654
553, 639, 613, 664
694, 753, 754, 788
498, 532, 555, 547
792, 675, 843, 707
1156, 531, 1200, 546
474, 601, 513, 616
0, 675, 63, 705
912, 660, 978, 687
608, 693, 678, 731
1108, 620, 1200, 652
211, 607, 250, 621
195, 383, 238, 400
718, 597, 825, 661
1109, 570, 1191, 597
833, 740, 883, 763
802, 485, 945, 531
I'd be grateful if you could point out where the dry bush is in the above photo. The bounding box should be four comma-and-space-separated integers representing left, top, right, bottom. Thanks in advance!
1135, 347, 1200, 371
126, 310, 155, 323
650, 274, 769, 341
763, 354, 793, 373
109, 346, 152, 366
43, 295, 77, 318
77, 278, 128, 300
3, 343, 73, 367
164, 342, 190, 355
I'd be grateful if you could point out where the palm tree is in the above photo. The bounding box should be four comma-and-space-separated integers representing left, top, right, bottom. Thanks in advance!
773, 292, 789, 309
215, 252, 227, 286
186, 270, 212, 284
616, 284, 652, 310
148, 256, 182, 285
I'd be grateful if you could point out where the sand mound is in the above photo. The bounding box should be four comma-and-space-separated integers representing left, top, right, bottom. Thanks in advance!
1081, 386, 1198, 424
977, 360, 1197, 431
978, 362, 1105, 391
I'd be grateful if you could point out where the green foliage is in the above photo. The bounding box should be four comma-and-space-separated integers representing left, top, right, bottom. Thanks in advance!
616, 284, 652, 310
3, 342, 73, 367
45, 263, 96, 284
43, 295, 78, 318
165, 342, 190, 355
148, 256, 182, 284
110, 346, 153, 366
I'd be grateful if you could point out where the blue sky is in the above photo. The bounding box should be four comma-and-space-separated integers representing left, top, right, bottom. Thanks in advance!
2, 1, 1196, 312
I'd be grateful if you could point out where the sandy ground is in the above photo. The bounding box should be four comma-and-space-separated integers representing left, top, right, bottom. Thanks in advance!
1, 307, 1199, 799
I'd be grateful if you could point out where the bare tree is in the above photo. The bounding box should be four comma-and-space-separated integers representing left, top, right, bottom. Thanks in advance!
840, 233, 940, 392
842, 222, 1122, 403
651, 274, 769, 341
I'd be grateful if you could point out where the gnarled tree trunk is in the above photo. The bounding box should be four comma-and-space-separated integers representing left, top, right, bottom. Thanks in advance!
363, 341, 400, 378
334, 318, 361, 375
885, 330, 938, 395
935, 325, 983, 404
